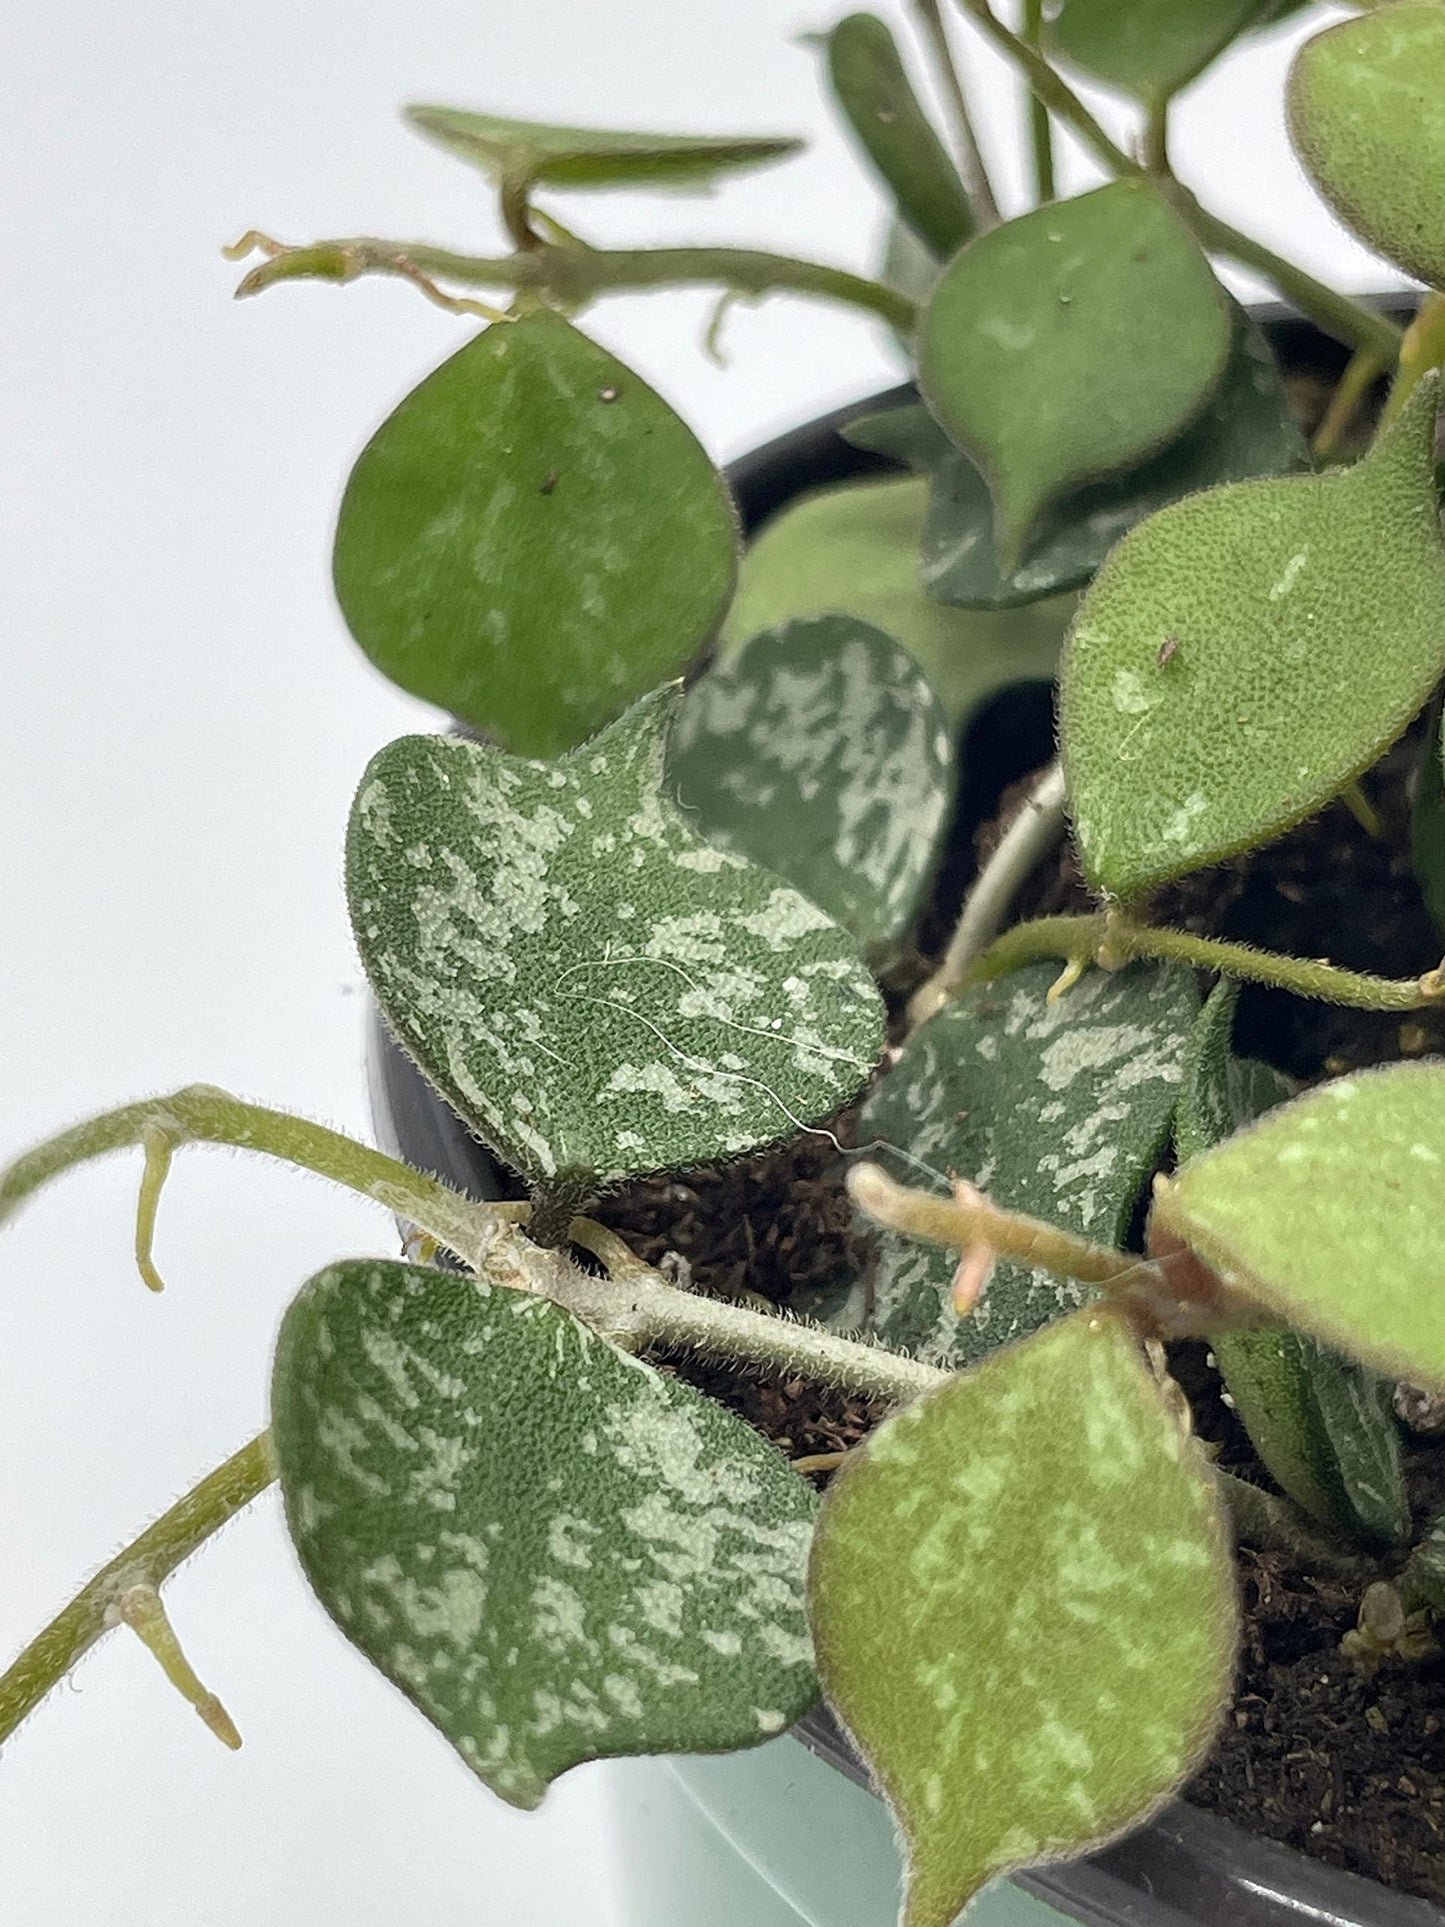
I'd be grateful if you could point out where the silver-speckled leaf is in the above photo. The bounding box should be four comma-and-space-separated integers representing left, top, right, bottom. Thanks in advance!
669, 617, 954, 954
273, 1259, 819, 1807
348, 689, 885, 1186
810, 1308, 1236, 1927
861, 961, 1197, 1366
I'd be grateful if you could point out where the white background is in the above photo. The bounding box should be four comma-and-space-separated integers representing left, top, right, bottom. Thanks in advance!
0, 3, 1401, 1922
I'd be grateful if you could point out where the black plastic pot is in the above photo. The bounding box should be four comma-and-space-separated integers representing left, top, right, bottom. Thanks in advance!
369, 305, 1444, 1927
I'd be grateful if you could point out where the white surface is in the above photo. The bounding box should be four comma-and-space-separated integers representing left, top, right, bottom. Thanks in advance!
0, 3, 1398, 1923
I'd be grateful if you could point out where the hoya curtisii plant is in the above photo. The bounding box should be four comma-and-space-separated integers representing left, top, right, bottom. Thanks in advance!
7, 3, 1445, 1922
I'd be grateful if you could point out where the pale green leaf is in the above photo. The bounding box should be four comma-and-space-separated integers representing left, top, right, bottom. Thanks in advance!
825, 13, 974, 258
347, 690, 884, 1187
919, 182, 1231, 571
333, 310, 738, 759
1061, 375, 1445, 900
810, 1308, 1236, 1927
1157, 1060, 1445, 1390
272, 1259, 819, 1809
405, 104, 801, 191
1289, 3, 1445, 292
860, 961, 1197, 1367
1178, 983, 1407, 1549
722, 475, 1074, 726
1047, 0, 1271, 105
669, 617, 954, 953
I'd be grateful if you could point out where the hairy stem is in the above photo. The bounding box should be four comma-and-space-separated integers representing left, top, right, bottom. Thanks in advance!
0, 1433, 276, 1745
967, 911, 1445, 1013
912, 0, 1001, 226
1216, 1469, 1372, 1579
228, 233, 916, 332
1021, 0, 1055, 201
0, 1085, 501, 1272
950, 0, 1402, 361
908, 759, 1067, 1029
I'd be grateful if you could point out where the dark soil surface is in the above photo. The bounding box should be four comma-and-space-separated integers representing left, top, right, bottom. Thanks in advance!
594, 710, 1445, 1909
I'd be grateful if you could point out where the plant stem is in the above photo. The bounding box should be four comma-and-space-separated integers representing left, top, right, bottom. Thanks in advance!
908, 759, 1067, 1029
1216, 1469, 1372, 1579
1381, 292, 1445, 433
949, 0, 1403, 361
228, 233, 917, 333
912, 0, 1001, 226
1143, 98, 1172, 178
1311, 346, 1391, 461
1021, 0, 1056, 201
967, 910, 1445, 1013
0, 1085, 501, 1272
0, 1433, 276, 1745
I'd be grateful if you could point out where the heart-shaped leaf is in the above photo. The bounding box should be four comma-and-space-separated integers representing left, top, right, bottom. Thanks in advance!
860, 961, 1197, 1367
1061, 375, 1445, 900
825, 13, 974, 258
901, 308, 1306, 611
1178, 983, 1407, 1548
272, 1258, 819, 1808
348, 690, 884, 1187
669, 617, 954, 954
1047, 0, 1270, 105
333, 310, 738, 759
1155, 1060, 1445, 1391
405, 104, 801, 192
722, 475, 1074, 725
810, 1308, 1236, 1927
919, 182, 1232, 572
1289, 3, 1445, 292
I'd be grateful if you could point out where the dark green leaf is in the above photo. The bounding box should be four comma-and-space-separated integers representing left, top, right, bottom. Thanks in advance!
810, 1308, 1236, 1927
1061, 376, 1445, 899
669, 617, 955, 953
860, 960, 1198, 1367
825, 14, 974, 258
348, 690, 884, 1187
919, 181, 1231, 571
1047, 0, 1270, 105
333, 310, 738, 758
273, 1258, 819, 1808
1289, 4, 1445, 292
405, 104, 801, 192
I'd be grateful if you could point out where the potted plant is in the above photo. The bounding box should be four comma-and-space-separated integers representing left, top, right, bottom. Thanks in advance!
6, 2, 1445, 1922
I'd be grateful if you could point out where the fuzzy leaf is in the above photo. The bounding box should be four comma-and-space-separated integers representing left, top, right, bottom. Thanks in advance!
722, 475, 1073, 726
1179, 983, 1407, 1548
1289, 3, 1445, 292
272, 1259, 819, 1808
1411, 708, 1445, 944
333, 310, 738, 759
405, 104, 801, 191
669, 617, 954, 953
1046, 0, 1269, 105
860, 961, 1198, 1367
810, 1308, 1236, 1927
1156, 1061, 1445, 1391
919, 181, 1231, 571
1061, 376, 1445, 900
348, 690, 884, 1187
910, 308, 1306, 611
825, 13, 974, 258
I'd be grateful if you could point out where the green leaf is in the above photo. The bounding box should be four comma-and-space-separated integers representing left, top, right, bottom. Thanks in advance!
860, 961, 1198, 1367
347, 689, 884, 1188
1289, 3, 1445, 292
405, 104, 801, 192
810, 1308, 1236, 1927
272, 1258, 819, 1808
919, 181, 1232, 572
722, 475, 1074, 726
1156, 1060, 1445, 1391
824, 13, 974, 258
911, 307, 1307, 611
1061, 375, 1445, 900
1046, 0, 1270, 106
669, 617, 955, 954
333, 310, 738, 759
1178, 983, 1408, 1549
1411, 704, 1445, 944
